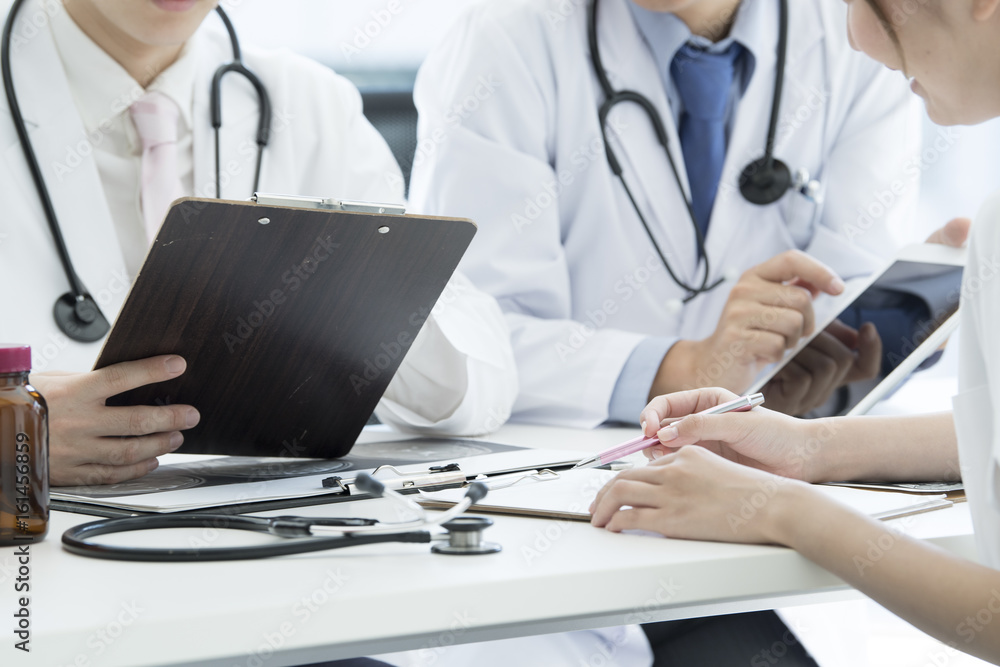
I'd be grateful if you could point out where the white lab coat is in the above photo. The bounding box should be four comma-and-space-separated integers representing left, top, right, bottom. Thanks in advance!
0, 0, 517, 436
954, 190, 1000, 569
409, 0, 923, 428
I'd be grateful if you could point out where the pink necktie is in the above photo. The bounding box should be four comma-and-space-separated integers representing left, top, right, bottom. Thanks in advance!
130, 91, 185, 242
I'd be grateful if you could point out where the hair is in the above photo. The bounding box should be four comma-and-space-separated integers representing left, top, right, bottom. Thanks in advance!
864, 0, 907, 72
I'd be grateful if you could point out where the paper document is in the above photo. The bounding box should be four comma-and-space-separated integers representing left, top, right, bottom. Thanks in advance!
52, 440, 585, 513
420, 469, 952, 523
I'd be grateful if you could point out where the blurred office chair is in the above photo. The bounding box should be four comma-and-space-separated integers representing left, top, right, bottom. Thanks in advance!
360, 88, 419, 196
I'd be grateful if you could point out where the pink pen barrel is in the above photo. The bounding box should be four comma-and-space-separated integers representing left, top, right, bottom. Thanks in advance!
591, 393, 764, 466
598, 434, 661, 465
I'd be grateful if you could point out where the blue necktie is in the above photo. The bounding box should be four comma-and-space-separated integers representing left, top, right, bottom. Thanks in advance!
670, 43, 743, 239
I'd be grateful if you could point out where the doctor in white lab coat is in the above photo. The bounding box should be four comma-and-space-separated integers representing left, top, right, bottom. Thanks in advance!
409, 0, 925, 428
0, 0, 517, 485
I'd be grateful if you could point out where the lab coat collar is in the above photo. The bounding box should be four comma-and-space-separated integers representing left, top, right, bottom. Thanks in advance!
1, 0, 128, 311
625, 0, 769, 97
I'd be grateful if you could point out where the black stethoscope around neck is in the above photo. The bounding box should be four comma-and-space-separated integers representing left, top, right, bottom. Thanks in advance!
589, 0, 819, 304
1, 0, 272, 343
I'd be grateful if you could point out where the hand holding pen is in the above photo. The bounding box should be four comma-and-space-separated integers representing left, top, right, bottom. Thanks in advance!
574, 392, 765, 469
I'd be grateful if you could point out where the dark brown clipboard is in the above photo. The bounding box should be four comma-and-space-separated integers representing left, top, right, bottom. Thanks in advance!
94, 196, 476, 458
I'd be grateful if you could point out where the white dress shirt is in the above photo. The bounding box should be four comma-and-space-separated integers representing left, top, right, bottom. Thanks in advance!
50, 6, 196, 277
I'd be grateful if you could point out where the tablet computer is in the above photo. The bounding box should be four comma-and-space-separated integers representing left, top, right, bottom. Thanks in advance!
750, 243, 966, 415
94, 194, 476, 458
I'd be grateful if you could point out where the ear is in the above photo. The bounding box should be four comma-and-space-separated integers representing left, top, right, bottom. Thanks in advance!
972, 0, 1000, 22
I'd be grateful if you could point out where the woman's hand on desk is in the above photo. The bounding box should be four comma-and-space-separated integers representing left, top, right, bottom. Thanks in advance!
31, 356, 200, 486
594, 386, 841, 540
588, 444, 812, 544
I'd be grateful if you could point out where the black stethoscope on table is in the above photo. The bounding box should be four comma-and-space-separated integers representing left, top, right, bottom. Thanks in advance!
62, 474, 502, 561
589, 0, 821, 303
1, 1, 271, 343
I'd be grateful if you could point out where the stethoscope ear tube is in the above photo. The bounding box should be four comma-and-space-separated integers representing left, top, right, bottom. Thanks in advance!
587, 0, 796, 303
210, 6, 271, 197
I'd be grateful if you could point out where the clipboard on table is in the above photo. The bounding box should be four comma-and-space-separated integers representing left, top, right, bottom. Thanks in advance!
94, 194, 476, 459
418, 469, 957, 524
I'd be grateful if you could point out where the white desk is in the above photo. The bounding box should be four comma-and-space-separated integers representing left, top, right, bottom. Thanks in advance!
0, 423, 976, 667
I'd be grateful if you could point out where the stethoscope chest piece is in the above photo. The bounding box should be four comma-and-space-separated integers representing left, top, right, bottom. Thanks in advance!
53, 293, 110, 342
738, 157, 793, 206
432, 516, 502, 556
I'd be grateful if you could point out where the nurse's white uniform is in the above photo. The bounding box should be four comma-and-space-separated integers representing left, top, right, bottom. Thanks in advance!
0, 0, 517, 436
408, 0, 923, 428
954, 190, 1000, 569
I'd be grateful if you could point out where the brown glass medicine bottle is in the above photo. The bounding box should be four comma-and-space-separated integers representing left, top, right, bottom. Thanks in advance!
0, 345, 49, 545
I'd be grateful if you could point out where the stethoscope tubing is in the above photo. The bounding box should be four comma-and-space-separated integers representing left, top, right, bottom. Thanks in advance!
60, 497, 477, 562
587, 0, 790, 303
62, 514, 431, 562
1, 0, 88, 300
2, 1, 270, 342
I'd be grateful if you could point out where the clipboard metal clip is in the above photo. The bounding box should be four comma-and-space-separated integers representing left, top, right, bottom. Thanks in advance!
321, 463, 468, 495
470, 469, 560, 491
252, 192, 406, 216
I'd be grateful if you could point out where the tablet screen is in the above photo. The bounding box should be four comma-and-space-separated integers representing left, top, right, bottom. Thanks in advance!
775, 259, 963, 416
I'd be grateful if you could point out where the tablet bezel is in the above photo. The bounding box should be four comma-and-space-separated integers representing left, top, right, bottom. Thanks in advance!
749, 243, 966, 393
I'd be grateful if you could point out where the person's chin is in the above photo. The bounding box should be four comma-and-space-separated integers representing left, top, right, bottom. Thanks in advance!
151, 0, 200, 12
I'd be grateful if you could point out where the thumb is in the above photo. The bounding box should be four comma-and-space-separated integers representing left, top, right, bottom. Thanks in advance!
925, 217, 971, 248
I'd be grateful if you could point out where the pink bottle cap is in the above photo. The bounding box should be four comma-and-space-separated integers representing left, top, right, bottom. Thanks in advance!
0, 345, 31, 373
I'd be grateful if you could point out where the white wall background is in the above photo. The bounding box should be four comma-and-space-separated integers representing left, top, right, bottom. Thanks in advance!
222, 0, 473, 71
